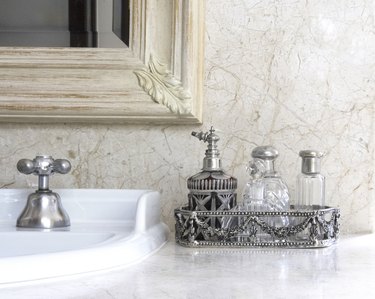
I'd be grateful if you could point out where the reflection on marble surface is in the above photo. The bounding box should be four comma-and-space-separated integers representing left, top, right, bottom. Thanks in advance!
0, 0, 374, 234
0, 235, 374, 298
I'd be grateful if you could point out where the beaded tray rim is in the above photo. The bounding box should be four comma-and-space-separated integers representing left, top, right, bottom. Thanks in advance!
174, 205, 340, 249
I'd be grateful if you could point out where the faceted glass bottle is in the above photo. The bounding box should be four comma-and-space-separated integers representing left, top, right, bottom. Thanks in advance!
296, 150, 325, 209
242, 146, 290, 228
252, 146, 289, 212
242, 159, 267, 212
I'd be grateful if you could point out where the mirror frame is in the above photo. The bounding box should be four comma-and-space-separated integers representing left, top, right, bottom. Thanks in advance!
0, 0, 204, 124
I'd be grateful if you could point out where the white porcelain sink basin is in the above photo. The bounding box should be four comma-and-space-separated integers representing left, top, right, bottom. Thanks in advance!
0, 189, 169, 286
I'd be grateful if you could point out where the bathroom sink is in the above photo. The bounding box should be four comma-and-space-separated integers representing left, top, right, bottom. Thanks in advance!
0, 189, 169, 286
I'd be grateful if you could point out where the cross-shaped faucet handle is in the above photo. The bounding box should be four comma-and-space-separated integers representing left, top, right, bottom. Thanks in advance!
17, 155, 71, 191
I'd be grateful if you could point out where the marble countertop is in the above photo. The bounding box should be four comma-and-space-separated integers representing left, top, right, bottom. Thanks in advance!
1, 234, 374, 299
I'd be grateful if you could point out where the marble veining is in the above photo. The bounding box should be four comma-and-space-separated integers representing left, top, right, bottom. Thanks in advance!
0, 235, 374, 298
0, 0, 374, 234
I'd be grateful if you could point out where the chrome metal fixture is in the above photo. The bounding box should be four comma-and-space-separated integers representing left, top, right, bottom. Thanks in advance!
16, 155, 71, 229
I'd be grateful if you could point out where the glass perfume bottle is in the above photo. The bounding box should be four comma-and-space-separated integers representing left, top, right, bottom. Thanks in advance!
242, 159, 267, 211
242, 146, 290, 227
244, 146, 290, 210
296, 150, 325, 209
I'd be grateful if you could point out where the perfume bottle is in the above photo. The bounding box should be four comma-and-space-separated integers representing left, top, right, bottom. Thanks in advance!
242, 146, 290, 231
296, 150, 325, 209
242, 159, 267, 211
187, 127, 237, 219
243, 146, 290, 212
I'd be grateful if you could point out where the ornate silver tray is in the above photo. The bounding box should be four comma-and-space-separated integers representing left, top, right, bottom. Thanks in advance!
174, 205, 340, 248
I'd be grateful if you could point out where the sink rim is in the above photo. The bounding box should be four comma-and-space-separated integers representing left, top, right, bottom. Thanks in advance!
0, 188, 169, 286
0, 229, 119, 258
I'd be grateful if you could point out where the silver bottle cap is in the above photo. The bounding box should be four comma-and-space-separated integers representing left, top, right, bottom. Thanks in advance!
251, 146, 278, 160
192, 127, 222, 171
251, 146, 279, 173
299, 150, 323, 174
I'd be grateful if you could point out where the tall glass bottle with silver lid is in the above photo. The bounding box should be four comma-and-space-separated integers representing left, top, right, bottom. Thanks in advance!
296, 150, 325, 209
243, 146, 290, 214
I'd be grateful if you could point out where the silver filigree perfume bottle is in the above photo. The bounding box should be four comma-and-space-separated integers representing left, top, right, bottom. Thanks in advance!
296, 150, 325, 209
188, 127, 237, 217
243, 146, 290, 216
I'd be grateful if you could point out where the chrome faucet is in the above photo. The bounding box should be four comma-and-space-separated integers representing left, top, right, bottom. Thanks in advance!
16, 155, 71, 229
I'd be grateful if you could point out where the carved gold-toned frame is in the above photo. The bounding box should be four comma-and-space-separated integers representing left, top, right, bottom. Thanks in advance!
0, 0, 204, 124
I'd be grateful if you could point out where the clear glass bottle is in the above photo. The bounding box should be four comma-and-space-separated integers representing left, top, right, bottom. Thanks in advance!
296, 150, 325, 210
242, 146, 290, 225
242, 159, 267, 211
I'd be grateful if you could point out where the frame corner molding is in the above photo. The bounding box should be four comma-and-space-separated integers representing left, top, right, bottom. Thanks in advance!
0, 0, 204, 125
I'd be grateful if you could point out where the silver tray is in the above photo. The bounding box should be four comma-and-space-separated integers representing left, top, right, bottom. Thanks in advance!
174, 205, 340, 248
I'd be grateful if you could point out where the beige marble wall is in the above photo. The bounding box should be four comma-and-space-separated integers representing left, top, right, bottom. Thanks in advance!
0, 0, 374, 234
